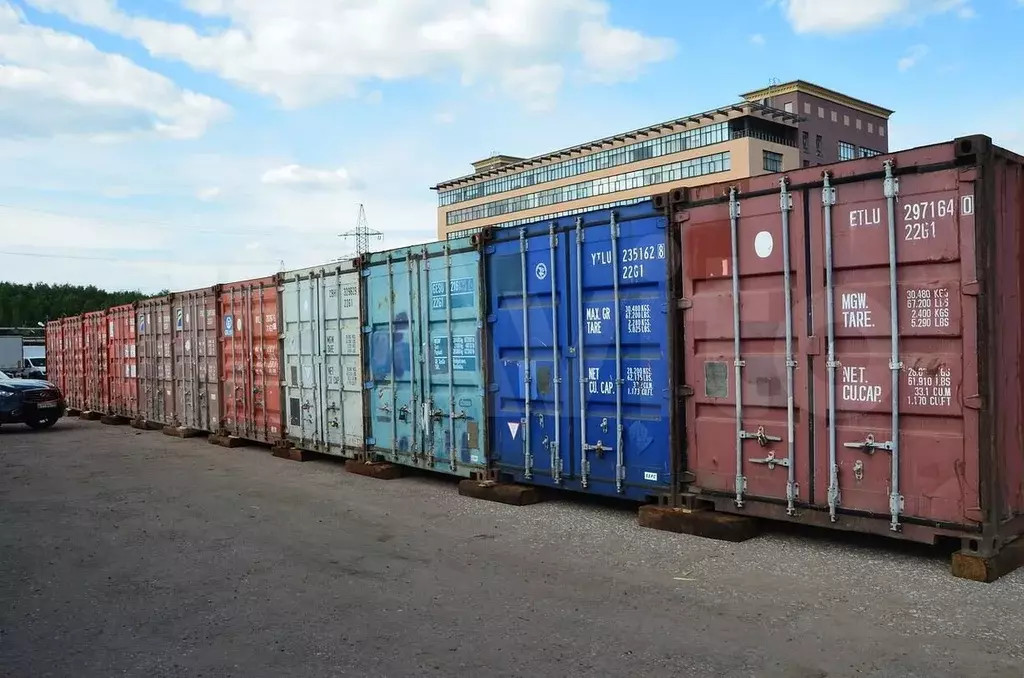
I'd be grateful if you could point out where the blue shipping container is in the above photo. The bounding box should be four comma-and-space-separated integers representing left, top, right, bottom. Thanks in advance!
485, 200, 672, 501
362, 239, 488, 477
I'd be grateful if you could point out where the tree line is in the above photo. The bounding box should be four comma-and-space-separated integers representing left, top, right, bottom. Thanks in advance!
0, 282, 169, 327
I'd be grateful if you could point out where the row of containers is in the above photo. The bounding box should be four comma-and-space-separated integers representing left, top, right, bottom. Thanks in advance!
46, 136, 1024, 567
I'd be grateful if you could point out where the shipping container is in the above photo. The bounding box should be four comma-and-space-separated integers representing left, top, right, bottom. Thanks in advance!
170, 287, 221, 433
664, 135, 1024, 557
218, 276, 284, 445
136, 296, 175, 426
61, 315, 86, 412
280, 263, 363, 456
44, 320, 65, 395
484, 201, 674, 500
80, 310, 110, 415
361, 239, 488, 477
107, 303, 138, 420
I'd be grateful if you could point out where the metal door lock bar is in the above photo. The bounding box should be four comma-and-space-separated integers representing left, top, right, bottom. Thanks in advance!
749, 450, 790, 470
583, 441, 613, 457
843, 434, 893, 454
740, 426, 781, 447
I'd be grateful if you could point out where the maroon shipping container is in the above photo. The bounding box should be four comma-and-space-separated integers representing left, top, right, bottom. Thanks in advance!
217, 276, 283, 445
81, 310, 110, 415
136, 296, 175, 426
171, 287, 221, 433
661, 135, 1023, 564
107, 303, 138, 420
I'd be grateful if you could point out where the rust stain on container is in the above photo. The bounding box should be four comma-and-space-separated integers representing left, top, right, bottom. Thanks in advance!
671, 135, 1024, 550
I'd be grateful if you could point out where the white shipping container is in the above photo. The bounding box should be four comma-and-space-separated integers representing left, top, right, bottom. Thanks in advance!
281, 262, 365, 457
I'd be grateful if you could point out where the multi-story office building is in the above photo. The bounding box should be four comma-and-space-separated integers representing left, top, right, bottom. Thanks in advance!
432, 80, 893, 240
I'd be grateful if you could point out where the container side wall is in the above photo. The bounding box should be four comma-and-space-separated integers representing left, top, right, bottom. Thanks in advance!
62, 316, 85, 412
281, 264, 364, 456
172, 288, 220, 432
107, 304, 138, 419
364, 239, 487, 476
137, 298, 175, 426
488, 200, 674, 501
219, 277, 284, 444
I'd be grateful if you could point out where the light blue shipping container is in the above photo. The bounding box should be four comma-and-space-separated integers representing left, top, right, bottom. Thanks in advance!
484, 200, 674, 501
361, 238, 489, 477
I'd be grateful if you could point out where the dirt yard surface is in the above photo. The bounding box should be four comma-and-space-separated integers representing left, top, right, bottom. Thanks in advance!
1, 418, 1022, 677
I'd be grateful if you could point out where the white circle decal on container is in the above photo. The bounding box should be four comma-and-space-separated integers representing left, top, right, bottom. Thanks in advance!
535, 263, 547, 280
754, 231, 774, 259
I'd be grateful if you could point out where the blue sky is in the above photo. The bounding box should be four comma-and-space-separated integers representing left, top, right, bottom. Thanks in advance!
1, 0, 1022, 293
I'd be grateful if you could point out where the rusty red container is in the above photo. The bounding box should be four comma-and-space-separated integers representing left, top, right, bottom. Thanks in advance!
80, 310, 110, 415
136, 296, 175, 426
217, 275, 283, 445
44, 320, 66, 396
107, 303, 138, 419
170, 287, 221, 433
661, 135, 1024, 560
60, 315, 85, 412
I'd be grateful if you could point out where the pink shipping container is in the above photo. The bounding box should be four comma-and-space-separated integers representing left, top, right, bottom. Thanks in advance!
81, 310, 110, 416
44, 320, 66, 397
61, 315, 85, 412
107, 303, 138, 420
136, 296, 175, 426
661, 135, 1024, 579
171, 287, 221, 433
217, 276, 284, 445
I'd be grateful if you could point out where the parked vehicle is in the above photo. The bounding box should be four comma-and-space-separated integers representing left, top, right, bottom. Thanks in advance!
0, 369, 65, 429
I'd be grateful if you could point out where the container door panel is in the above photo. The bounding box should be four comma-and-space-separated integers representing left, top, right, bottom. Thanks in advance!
367, 255, 419, 465
684, 183, 811, 514
810, 167, 975, 528
283, 276, 324, 451
425, 249, 487, 474
572, 214, 672, 500
489, 229, 572, 485
321, 271, 361, 454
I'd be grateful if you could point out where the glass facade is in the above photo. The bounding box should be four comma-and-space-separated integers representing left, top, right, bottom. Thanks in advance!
437, 121, 732, 207
858, 146, 882, 158
444, 152, 731, 226
763, 151, 783, 173
445, 196, 647, 240
838, 141, 857, 161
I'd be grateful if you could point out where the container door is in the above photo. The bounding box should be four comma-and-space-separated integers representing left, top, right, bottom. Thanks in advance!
490, 226, 573, 486
684, 182, 812, 515
284, 275, 325, 451
424, 247, 487, 474
222, 287, 244, 437
570, 213, 673, 501
319, 270, 362, 455
253, 283, 282, 444
367, 254, 420, 465
810, 165, 976, 529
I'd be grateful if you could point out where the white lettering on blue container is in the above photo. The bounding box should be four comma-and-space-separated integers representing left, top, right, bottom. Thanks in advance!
624, 304, 652, 334
586, 306, 612, 335
587, 366, 615, 395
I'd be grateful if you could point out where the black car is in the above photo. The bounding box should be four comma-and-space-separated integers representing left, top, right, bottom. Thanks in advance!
0, 370, 65, 429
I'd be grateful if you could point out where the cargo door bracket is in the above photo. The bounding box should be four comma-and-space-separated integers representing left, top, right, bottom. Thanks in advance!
748, 450, 789, 470
843, 434, 893, 454
740, 426, 781, 447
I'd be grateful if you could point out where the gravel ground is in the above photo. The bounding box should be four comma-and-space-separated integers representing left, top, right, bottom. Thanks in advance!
1, 418, 1022, 678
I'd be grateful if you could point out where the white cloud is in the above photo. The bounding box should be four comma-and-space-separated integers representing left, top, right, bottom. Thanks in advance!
261, 164, 362, 190
0, 1, 229, 140
20, 0, 675, 109
196, 186, 221, 201
500, 64, 564, 112
433, 109, 457, 125
779, 0, 974, 33
750, 33, 767, 46
898, 44, 929, 71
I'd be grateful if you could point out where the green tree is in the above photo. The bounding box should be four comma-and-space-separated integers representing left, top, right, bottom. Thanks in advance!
0, 282, 160, 326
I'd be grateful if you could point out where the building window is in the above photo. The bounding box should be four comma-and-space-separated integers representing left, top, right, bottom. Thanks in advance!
802, 131, 809, 151
763, 151, 784, 173
831, 110, 838, 122
803, 160, 811, 167
879, 126, 886, 137
838, 141, 857, 161
858, 146, 882, 158
446, 196, 649, 239
784, 102, 794, 113
818, 106, 825, 118
856, 119, 862, 130
436, 121, 732, 207
868, 122, 874, 134
816, 134, 823, 157
444, 152, 732, 226
804, 102, 811, 114
844, 114, 850, 126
